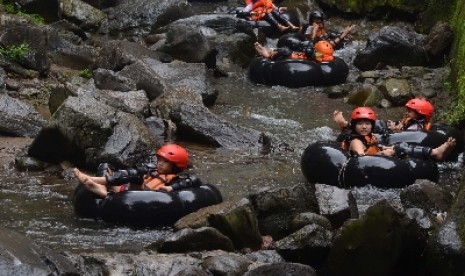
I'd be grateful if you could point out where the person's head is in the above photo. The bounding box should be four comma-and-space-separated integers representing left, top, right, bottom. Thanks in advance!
350, 107, 376, 135
156, 144, 189, 174
308, 11, 324, 25
314, 40, 334, 62
404, 98, 434, 122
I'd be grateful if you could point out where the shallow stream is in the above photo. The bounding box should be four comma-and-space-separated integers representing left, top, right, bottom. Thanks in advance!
0, 9, 462, 255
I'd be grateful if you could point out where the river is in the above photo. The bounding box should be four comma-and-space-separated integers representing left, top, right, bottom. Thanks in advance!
0, 7, 462, 255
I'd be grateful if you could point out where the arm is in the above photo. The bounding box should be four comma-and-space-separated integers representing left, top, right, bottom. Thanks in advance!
159, 175, 203, 192
332, 25, 355, 46
349, 139, 366, 156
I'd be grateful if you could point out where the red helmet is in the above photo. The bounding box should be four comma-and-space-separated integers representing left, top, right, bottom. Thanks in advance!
351, 107, 376, 121
156, 144, 189, 170
314, 41, 334, 62
405, 98, 434, 121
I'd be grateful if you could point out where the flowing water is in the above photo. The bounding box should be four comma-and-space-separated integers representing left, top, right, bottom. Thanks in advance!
0, 12, 462, 255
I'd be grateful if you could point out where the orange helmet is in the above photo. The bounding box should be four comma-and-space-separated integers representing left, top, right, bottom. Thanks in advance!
156, 144, 189, 170
405, 98, 434, 121
350, 107, 376, 130
314, 41, 334, 62
351, 107, 376, 121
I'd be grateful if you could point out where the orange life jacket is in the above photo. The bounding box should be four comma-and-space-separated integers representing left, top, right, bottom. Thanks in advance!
341, 133, 380, 155
246, 0, 273, 21
399, 117, 431, 131
314, 52, 334, 62
143, 174, 177, 191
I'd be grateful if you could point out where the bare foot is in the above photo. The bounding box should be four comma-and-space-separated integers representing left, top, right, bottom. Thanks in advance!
277, 24, 289, 32
333, 110, 348, 129
254, 42, 273, 58
73, 168, 89, 184
431, 137, 456, 160
288, 23, 300, 31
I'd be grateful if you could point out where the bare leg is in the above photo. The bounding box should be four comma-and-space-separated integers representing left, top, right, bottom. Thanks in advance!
73, 168, 109, 198
277, 24, 289, 32
254, 42, 273, 58
333, 110, 349, 129
287, 21, 300, 31
430, 137, 456, 160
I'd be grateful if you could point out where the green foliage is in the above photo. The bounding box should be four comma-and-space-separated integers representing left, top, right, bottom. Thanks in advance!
0, 0, 44, 25
79, 69, 93, 79
0, 43, 30, 62
444, 0, 465, 125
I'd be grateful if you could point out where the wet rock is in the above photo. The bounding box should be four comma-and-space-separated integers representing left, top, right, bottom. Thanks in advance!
0, 67, 5, 89
347, 84, 383, 106
405, 208, 434, 230
174, 198, 263, 250
244, 262, 317, 276
423, 167, 465, 272
378, 78, 411, 105
201, 254, 252, 276
423, 220, 465, 275
145, 116, 167, 140
400, 180, 453, 215
0, 24, 50, 75
315, 184, 359, 229
248, 184, 319, 240
150, 84, 268, 150
290, 212, 332, 233
271, 223, 333, 269
174, 267, 211, 276
120, 58, 217, 106
245, 250, 284, 264
93, 40, 168, 72
28, 96, 160, 168
424, 21, 454, 66
59, 0, 107, 30
14, 155, 50, 171
0, 226, 78, 275
321, 200, 428, 275
353, 26, 427, 71
158, 25, 213, 63
93, 68, 137, 91
46, 22, 99, 69
98, 0, 192, 36
156, 227, 235, 253
0, 94, 45, 137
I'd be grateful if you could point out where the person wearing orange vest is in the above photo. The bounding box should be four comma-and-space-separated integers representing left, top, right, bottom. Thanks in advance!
387, 98, 434, 131
303, 11, 355, 48
334, 98, 434, 133
240, 0, 299, 32
340, 107, 456, 160
73, 144, 202, 198
254, 40, 335, 62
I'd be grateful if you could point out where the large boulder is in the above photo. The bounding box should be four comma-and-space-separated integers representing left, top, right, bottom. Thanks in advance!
0, 94, 45, 137
353, 26, 428, 71
98, 0, 192, 36
151, 85, 269, 150
0, 226, 78, 275
321, 200, 428, 275
28, 96, 160, 168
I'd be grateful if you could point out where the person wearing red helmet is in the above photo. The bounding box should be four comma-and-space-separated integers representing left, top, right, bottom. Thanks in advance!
73, 143, 201, 198
387, 98, 434, 131
254, 40, 335, 62
339, 107, 456, 159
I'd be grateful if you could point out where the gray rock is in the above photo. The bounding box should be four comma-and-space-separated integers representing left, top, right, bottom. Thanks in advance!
156, 227, 235, 253
0, 94, 45, 137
